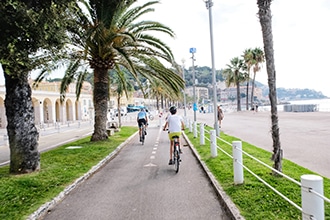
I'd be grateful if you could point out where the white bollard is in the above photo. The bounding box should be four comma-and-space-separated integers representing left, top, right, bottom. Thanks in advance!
193, 121, 197, 138
233, 141, 244, 185
301, 174, 324, 220
184, 116, 188, 127
159, 117, 162, 127
189, 120, 192, 133
200, 123, 205, 145
210, 130, 217, 157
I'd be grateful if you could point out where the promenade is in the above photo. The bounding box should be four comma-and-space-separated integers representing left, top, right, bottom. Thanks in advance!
185, 109, 330, 178
1, 110, 329, 179
1, 109, 329, 219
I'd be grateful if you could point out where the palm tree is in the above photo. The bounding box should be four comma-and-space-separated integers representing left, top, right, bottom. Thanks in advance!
242, 48, 254, 110
38, 0, 184, 141
250, 48, 265, 109
223, 57, 247, 111
110, 69, 134, 128
257, 0, 282, 172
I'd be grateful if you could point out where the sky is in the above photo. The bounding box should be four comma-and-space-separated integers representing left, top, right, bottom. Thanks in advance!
136, 0, 330, 96
1, 0, 330, 96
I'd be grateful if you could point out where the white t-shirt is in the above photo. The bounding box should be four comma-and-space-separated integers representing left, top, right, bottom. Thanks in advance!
166, 114, 183, 133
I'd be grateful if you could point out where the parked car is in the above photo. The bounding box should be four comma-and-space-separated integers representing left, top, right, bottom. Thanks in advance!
114, 107, 127, 117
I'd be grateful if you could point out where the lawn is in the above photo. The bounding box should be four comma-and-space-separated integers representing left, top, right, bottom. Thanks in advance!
0, 126, 137, 220
185, 125, 330, 219
0, 125, 329, 220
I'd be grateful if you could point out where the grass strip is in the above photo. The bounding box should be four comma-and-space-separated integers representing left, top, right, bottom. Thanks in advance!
0, 126, 137, 220
185, 125, 330, 220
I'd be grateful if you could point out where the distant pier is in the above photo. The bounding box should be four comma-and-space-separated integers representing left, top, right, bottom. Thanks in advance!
283, 104, 318, 112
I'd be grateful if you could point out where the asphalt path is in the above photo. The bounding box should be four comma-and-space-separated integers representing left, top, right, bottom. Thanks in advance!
187, 109, 330, 179
42, 123, 229, 220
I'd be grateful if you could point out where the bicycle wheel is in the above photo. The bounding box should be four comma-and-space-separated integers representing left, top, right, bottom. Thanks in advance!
174, 149, 180, 173
141, 127, 145, 145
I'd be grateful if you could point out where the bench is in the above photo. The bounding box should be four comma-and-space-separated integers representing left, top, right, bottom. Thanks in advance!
106, 121, 120, 136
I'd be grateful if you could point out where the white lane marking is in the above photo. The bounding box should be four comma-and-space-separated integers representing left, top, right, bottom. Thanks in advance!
144, 162, 157, 167
143, 126, 164, 167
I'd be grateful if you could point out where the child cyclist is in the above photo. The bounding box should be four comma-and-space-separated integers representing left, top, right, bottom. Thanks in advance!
163, 106, 185, 165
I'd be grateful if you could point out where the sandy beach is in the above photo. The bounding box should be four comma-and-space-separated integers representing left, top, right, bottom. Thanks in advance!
184, 109, 330, 179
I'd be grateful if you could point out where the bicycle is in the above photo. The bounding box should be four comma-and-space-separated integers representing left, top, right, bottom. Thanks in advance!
139, 123, 146, 145
171, 135, 181, 173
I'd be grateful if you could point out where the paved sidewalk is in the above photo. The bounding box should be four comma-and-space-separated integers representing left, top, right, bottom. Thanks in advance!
0, 121, 94, 166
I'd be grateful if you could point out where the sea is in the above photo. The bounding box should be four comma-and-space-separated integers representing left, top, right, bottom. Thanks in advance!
259, 98, 330, 112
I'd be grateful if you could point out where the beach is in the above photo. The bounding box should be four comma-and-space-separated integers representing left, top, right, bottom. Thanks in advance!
185, 109, 330, 179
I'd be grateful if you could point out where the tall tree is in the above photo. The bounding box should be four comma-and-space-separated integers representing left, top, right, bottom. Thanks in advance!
38, 0, 184, 141
257, 0, 282, 172
0, 0, 76, 174
111, 68, 134, 128
223, 57, 246, 111
250, 47, 265, 109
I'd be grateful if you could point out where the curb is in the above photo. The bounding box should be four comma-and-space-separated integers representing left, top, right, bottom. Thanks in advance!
182, 133, 245, 220
28, 131, 139, 220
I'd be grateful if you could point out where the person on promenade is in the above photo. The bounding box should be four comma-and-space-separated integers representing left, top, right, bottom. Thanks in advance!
137, 108, 148, 142
217, 105, 224, 128
163, 106, 185, 165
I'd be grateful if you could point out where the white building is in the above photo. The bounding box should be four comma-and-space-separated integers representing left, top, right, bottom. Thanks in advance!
0, 81, 94, 129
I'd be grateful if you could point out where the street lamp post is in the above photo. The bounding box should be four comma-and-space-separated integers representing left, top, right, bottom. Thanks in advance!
181, 59, 187, 118
203, 0, 219, 136
189, 48, 197, 122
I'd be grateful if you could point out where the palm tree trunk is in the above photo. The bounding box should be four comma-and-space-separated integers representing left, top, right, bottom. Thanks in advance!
91, 68, 109, 141
117, 96, 122, 127
250, 72, 257, 109
246, 80, 249, 110
156, 96, 159, 111
236, 82, 241, 111
3, 67, 40, 174
258, 0, 282, 172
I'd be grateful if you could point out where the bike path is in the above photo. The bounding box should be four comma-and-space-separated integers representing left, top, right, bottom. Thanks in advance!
41, 124, 231, 220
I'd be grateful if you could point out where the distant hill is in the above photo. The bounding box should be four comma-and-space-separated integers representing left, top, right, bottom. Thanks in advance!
256, 81, 328, 101
185, 66, 328, 101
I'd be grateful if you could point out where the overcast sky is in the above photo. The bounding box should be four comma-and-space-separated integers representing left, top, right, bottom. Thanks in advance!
1, 0, 330, 97
137, 0, 330, 97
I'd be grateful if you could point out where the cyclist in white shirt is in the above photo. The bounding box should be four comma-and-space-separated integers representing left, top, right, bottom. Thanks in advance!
163, 106, 185, 165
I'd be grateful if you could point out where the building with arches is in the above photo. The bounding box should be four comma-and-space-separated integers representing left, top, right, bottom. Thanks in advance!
0, 81, 94, 129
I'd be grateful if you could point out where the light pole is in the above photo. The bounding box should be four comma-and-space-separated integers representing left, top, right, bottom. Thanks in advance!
189, 47, 197, 122
203, 0, 219, 136
181, 59, 187, 118
146, 79, 150, 108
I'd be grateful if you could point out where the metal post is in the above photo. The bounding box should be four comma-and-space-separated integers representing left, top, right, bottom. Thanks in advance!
301, 174, 324, 220
204, 0, 219, 136
210, 130, 217, 157
190, 48, 197, 122
193, 121, 197, 138
200, 123, 205, 145
182, 60, 187, 118
233, 141, 244, 184
189, 119, 193, 133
